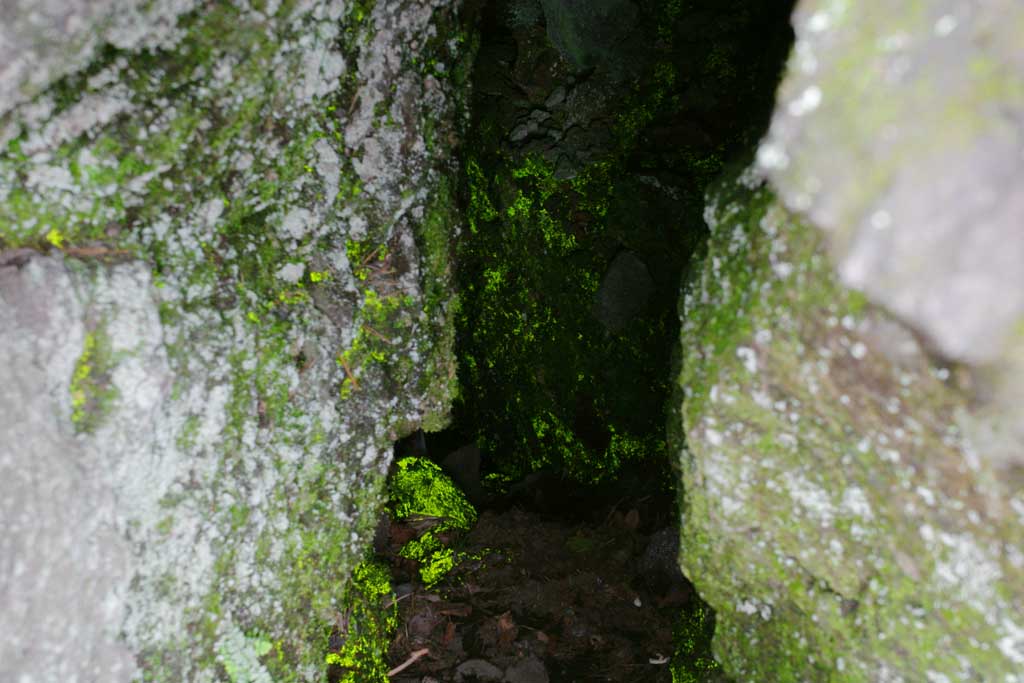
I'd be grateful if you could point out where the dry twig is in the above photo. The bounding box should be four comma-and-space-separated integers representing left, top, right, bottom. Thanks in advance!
361, 323, 393, 345
387, 648, 429, 678
339, 355, 359, 391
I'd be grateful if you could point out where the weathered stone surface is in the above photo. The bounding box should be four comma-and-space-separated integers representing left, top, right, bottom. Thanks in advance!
758, 0, 1024, 370
0, 0, 464, 680
675, 168, 1024, 682
1, 257, 148, 680
758, 1, 1024, 469
679, 8, 1024, 675
0, 0, 197, 118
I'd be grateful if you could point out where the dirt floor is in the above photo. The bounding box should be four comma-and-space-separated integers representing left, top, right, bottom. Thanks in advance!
377, 490, 698, 683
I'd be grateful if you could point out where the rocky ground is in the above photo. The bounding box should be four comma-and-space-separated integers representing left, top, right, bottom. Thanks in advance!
370, 446, 717, 683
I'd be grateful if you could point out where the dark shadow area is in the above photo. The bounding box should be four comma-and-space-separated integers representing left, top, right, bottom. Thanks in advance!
380, 1, 796, 680
440, 0, 796, 494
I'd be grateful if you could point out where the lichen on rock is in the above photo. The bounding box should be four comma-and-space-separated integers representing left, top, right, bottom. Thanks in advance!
675, 166, 1024, 681
758, 0, 1024, 465
673, 2, 1024, 679
0, 0, 468, 680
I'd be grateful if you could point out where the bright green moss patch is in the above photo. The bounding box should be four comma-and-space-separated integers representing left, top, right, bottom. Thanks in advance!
70, 324, 119, 433
387, 457, 477, 586
325, 560, 398, 683
388, 457, 477, 530
670, 603, 721, 683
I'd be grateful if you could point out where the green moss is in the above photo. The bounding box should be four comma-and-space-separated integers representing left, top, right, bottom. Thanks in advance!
387, 457, 477, 586
336, 288, 412, 400
325, 559, 397, 683
0, 0, 468, 679
670, 603, 721, 683
69, 324, 119, 433
451, 0, 794, 489
456, 144, 687, 485
676, 169, 1024, 681
414, 176, 462, 429
217, 628, 274, 683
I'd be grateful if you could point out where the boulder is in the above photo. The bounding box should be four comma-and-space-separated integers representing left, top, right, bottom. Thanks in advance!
0, 0, 464, 680
593, 250, 655, 334
759, 0, 1024, 463
675, 169, 1024, 681
676, 2, 1024, 678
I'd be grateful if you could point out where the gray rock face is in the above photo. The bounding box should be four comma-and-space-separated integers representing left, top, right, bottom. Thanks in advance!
0, 0, 463, 680
0, 0, 197, 119
676, 170, 1024, 683
676, 1, 1024, 678
759, 0, 1024, 369
0, 257, 149, 680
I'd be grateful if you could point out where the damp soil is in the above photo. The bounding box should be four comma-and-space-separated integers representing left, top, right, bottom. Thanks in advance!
378, 470, 716, 683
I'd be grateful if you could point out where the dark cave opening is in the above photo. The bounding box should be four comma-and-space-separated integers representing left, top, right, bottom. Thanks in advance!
379, 1, 797, 680
425, 0, 796, 521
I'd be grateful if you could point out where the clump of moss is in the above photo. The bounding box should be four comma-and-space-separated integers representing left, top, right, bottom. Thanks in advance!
453, 0, 796, 490
457, 147, 680, 487
670, 603, 722, 683
325, 560, 398, 683
387, 457, 477, 586
70, 324, 119, 433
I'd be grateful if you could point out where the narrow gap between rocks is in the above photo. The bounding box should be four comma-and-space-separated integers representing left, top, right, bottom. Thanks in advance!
345, 2, 795, 681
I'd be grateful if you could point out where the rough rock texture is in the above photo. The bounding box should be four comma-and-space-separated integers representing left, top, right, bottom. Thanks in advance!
676, 168, 1024, 682
675, 3, 1024, 679
757, 0, 1024, 461
0, 0, 465, 680
593, 250, 655, 334
0, 0, 197, 117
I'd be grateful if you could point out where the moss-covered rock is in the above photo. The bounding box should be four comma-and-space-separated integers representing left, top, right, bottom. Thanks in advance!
675, 168, 1024, 681
759, 0, 1024, 463
388, 456, 477, 586
0, 1, 468, 680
